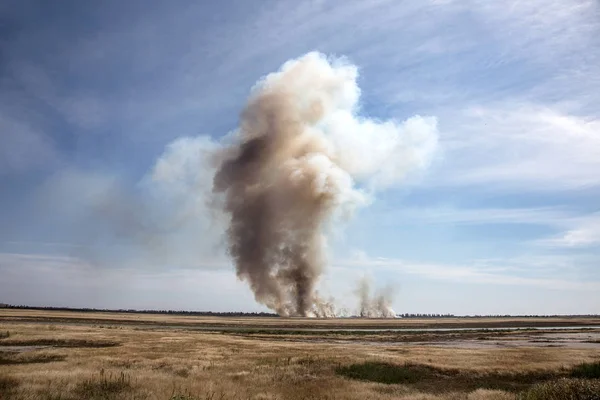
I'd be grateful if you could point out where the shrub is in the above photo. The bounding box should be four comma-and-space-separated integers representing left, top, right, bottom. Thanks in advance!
0, 375, 20, 390
0, 375, 20, 397
75, 369, 133, 399
336, 361, 436, 384
518, 378, 600, 400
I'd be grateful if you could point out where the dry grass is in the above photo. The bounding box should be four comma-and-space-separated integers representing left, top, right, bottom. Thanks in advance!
0, 351, 66, 365
75, 369, 134, 399
0, 337, 119, 348
0, 318, 599, 400
0, 374, 20, 392
2, 308, 599, 330
518, 378, 600, 400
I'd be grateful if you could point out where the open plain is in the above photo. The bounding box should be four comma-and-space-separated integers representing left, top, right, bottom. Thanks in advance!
1, 310, 600, 400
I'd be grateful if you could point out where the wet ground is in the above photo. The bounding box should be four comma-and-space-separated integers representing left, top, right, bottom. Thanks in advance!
2, 310, 600, 351
236, 328, 600, 350
0, 345, 49, 353
415, 330, 600, 349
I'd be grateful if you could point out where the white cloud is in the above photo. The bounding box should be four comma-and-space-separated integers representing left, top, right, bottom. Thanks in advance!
436, 104, 600, 190
0, 110, 59, 174
335, 253, 600, 291
540, 213, 600, 248
380, 206, 574, 227
471, 1, 598, 62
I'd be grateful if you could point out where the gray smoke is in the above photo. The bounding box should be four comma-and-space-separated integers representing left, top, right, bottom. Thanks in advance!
356, 276, 396, 318
211, 52, 438, 317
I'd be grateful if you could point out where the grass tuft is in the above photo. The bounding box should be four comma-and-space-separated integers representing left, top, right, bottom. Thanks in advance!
169, 391, 226, 400
570, 361, 600, 379
0, 331, 9, 339
0, 375, 20, 393
75, 369, 133, 399
336, 361, 436, 384
518, 378, 600, 400
0, 352, 66, 365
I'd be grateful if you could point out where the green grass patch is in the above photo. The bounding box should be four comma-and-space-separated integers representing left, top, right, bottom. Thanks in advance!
518, 378, 600, 400
571, 361, 600, 379
336, 361, 441, 385
337, 360, 600, 394
75, 369, 133, 400
336, 361, 560, 392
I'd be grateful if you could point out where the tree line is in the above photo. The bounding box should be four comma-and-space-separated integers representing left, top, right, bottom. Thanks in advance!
0, 304, 278, 317
0, 304, 597, 318
398, 313, 600, 318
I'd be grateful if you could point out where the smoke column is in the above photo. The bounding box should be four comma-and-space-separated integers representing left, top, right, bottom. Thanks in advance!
356, 276, 396, 318
212, 52, 438, 317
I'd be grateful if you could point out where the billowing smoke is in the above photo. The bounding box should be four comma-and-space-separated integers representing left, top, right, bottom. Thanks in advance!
356, 276, 396, 318
211, 52, 438, 317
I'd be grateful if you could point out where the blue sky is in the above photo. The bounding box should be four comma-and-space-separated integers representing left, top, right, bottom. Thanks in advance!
1, 0, 599, 315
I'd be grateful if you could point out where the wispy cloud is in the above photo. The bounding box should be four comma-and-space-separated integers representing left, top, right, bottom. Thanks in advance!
435, 104, 600, 190
335, 253, 600, 291
0, 107, 59, 174
378, 206, 574, 227
539, 213, 600, 248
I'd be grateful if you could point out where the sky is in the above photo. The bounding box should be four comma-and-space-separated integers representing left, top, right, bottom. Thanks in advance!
1, 0, 599, 315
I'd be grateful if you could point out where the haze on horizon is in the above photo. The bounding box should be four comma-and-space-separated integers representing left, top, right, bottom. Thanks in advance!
1, 0, 599, 316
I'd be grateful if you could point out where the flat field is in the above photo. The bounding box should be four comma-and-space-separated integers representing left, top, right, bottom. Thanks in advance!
1, 310, 599, 399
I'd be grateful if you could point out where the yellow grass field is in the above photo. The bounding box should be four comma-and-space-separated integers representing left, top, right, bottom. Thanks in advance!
3, 309, 600, 329
1, 310, 599, 399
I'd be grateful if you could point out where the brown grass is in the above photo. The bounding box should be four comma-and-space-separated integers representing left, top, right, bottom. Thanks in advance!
0, 351, 66, 365
518, 378, 600, 399
0, 316, 599, 400
2, 308, 599, 329
0, 337, 119, 348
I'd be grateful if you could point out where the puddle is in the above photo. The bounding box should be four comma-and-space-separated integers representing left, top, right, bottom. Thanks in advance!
261, 329, 600, 350
414, 331, 600, 349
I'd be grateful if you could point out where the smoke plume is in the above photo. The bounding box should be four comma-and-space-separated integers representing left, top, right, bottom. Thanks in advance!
356, 276, 396, 318
212, 52, 438, 317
